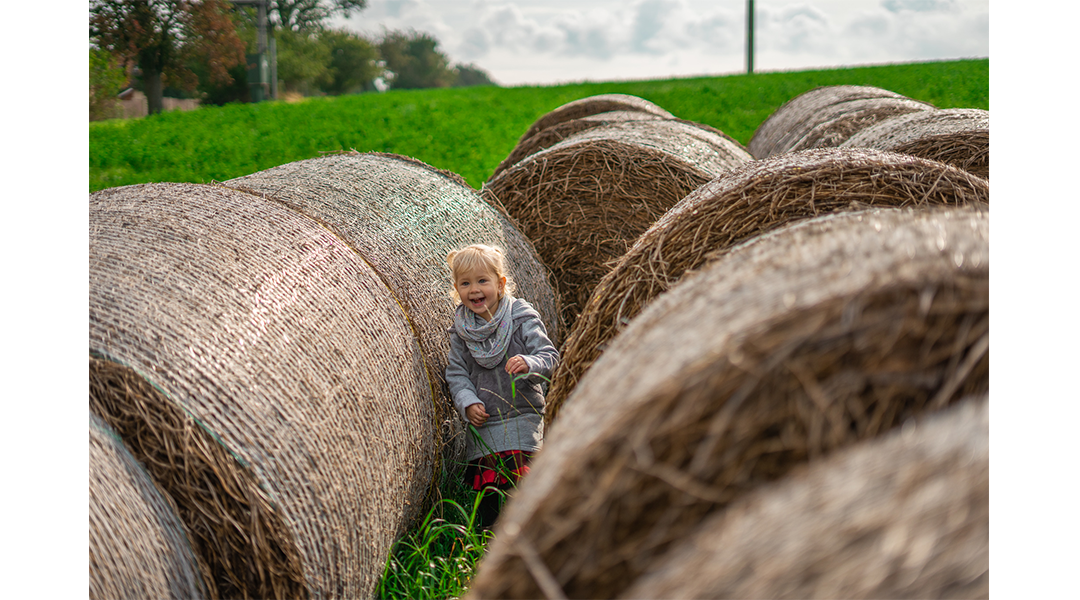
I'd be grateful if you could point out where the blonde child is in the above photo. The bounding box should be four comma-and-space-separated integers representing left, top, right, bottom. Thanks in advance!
444, 244, 559, 529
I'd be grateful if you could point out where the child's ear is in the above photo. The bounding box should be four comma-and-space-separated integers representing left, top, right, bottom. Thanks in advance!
499, 276, 507, 295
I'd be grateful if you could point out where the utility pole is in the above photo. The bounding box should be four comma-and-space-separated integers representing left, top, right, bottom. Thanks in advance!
231, 0, 275, 101
747, 0, 755, 74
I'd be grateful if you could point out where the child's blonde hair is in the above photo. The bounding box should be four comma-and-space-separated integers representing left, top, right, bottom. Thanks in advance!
447, 244, 516, 303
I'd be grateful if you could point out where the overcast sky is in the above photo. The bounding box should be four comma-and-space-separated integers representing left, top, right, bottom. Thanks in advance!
331, 0, 989, 86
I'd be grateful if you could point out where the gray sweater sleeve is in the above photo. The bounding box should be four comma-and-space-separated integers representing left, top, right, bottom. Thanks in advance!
518, 311, 560, 379
446, 332, 483, 419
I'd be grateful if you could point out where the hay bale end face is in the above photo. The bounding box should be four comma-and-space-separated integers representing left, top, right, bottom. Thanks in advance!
842, 108, 990, 179
485, 119, 752, 329
467, 205, 989, 600
621, 397, 989, 600
517, 93, 675, 144
547, 147, 990, 425
90, 182, 437, 599
749, 85, 935, 158
224, 152, 560, 463
90, 411, 213, 600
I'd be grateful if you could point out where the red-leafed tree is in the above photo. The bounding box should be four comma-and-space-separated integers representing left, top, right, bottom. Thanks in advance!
90, 0, 246, 115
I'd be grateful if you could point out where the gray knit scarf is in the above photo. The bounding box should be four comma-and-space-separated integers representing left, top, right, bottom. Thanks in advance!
454, 295, 515, 369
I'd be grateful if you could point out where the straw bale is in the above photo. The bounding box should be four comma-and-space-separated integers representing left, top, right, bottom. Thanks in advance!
467, 205, 989, 600
492, 111, 666, 179
622, 396, 989, 600
547, 147, 989, 425
90, 182, 437, 598
484, 119, 752, 329
90, 411, 213, 600
518, 94, 675, 143
842, 108, 990, 179
749, 85, 935, 158
224, 152, 560, 462
494, 113, 750, 180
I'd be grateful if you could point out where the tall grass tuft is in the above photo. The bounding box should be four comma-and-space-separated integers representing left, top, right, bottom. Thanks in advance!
378, 374, 546, 599
376, 464, 496, 599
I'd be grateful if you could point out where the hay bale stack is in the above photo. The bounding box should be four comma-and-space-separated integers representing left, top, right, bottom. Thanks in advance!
841, 108, 990, 179
466, 205, 989, 600
90, 411, 212, 600
485, 119, 752, 328
517, 93, 675, 143
547, 147, 989, 425
621, 396, 989, 599
224, 152, 559, 459
749, 85, 935, 158
90, 182, 437, 598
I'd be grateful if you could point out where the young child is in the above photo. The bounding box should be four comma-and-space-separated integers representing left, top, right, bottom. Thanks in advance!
444, 244, 559, 529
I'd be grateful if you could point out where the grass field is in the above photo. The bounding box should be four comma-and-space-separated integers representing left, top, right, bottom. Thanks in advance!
89, 58, 989, 599
89, 58, 988, 192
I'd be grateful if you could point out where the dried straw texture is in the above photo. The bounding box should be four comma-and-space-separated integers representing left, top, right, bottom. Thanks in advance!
842, 108, 990, 180
749, 85, 935, 158
492, 111, 665, 179
90, 411, 213, 600
622, 396, 989, 600
466, 205, 989, 600
224, 152, 559, 461
517, 94, 675, 143
90, 182, 436, 599
485, 119, 752, 328
546, 147, 990, 425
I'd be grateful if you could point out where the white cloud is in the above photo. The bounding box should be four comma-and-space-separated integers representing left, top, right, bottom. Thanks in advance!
881, 0, 958, 13
330, 0, 988, 86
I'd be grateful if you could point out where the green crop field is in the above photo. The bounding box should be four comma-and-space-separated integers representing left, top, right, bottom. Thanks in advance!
89, 58, 987, 193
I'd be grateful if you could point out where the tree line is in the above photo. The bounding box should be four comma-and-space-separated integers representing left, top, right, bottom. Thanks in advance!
90, 0, 496, 120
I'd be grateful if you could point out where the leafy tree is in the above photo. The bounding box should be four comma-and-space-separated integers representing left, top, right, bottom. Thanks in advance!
90, 0, 245, 115
378, 29, 455, 90
321, 28, 381, 94
453, 63, 497, 88
264, 0, 367, 31
275, 27, 333, 94
90, 48, 129, 120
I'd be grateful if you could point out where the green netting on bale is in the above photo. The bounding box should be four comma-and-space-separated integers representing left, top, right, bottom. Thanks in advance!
90, 182, 436, 599
90, 410, 213, 600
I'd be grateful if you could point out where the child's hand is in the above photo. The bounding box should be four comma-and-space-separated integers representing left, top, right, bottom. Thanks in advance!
506, 355, 529, 375
466, 403, 489, 427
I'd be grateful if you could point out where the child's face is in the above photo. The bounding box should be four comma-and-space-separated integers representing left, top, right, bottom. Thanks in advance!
455, 265, 506, 320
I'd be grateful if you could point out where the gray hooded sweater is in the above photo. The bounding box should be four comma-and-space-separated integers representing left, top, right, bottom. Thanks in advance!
446, 297, 559, 461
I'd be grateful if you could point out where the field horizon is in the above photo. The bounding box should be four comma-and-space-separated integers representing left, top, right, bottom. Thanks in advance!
90, 57, 988, 193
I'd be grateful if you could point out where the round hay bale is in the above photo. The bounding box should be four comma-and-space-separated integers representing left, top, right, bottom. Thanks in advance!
466, 205, 989, 600
492, 111, 666, 179
749, 85, 935, 158
547, 147, 990, 426
224, 152, 560, 461
484, 119, 752, 329
841, 108, 990, 179
90, 411, 213, 600
517, 93, 675, 143
621, 396, 989, 600
90, 182, 437, 598
493, 112, 750, 180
